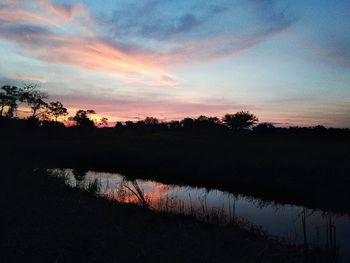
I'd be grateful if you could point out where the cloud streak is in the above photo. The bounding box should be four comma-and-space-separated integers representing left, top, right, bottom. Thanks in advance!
52, 92, 255, 122
0, 0, 295, 86
0, 0, 176, 87
16, 73, 47, 83
105, 0, 295, 64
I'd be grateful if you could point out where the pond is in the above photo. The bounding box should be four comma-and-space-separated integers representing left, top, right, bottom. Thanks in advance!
49, 168, 350, 261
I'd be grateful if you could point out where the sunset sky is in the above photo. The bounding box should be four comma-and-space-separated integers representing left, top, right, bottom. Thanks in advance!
1, 0, 350, 126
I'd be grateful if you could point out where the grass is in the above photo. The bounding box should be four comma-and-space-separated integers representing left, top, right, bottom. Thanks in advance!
0, 165, 336, 263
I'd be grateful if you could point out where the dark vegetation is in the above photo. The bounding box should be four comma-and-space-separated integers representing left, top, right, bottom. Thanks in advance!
1, 84, 350, 214
0, 83, 349, 262
0, 165, 334, 263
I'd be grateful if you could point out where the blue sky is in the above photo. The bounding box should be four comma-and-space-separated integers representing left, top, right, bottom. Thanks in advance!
1, 0, 350, 126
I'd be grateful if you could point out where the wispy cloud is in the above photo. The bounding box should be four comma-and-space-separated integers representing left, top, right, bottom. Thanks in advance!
313, 36, 350, 68
104, 0, 295, 65
51, 92, 255, 122
0, 0, 295, 87
0, 0, 176, 87
16, 73, 47, 83
295, 0, 350, 69
0, 0, 92, 31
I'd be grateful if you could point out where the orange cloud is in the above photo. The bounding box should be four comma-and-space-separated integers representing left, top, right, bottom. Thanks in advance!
34, 35, 175, 86
0, 0, 177, 87
0, 0, 290, 88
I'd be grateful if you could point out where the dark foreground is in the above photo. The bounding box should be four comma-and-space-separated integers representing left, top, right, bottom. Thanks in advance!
1, 121, 349, 262
2, 123, 350, 214
0, 166, 333, 263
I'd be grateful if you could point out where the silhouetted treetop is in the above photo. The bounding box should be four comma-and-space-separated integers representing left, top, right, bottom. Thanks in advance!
21, 84, 48, 118
194, 115, 222, 129
47, 101, 68, 122
254, 122, 276, 132
181, 117, 195, 129
73, 109, 96, 128
144, 117, 159, 125
0, 85, 21, 118
99, 117, 109, 127
223, 111, 258, 131
1, 84, 69, 124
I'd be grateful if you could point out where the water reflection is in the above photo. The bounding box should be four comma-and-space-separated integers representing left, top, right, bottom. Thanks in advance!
49, 169, 350, 261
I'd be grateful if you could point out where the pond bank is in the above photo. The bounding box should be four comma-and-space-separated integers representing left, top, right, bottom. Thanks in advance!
0, 166, 335, 263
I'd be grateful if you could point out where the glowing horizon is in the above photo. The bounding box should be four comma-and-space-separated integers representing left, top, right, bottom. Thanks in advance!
1, 0, 350, 127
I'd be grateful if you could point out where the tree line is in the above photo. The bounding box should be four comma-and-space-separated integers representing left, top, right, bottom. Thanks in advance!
0, 83, 261, 130
1, 83, 348, 134
116, 113, 260, 131
0, 84, 107, 128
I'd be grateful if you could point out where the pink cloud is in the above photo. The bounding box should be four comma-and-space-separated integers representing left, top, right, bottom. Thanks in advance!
0, 0, 178, 87
0, 0, 291, 88
51, 93, 256, 122
0, 0, 92, 25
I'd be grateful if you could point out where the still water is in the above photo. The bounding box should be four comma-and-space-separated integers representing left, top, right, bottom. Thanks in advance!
50, 169, 350, 261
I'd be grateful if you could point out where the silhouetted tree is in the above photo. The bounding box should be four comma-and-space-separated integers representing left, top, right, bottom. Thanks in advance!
194, 115, 221, 130
223, 111, 258, 131
136, 120, 146, 128
73, 109, 96, 128
47, 101, 68, 121
1, 84, 51, 120
144, 117, 159, 125
313, 125, 327, 132
253, 122, 275, 132
181, 117, 195, 129
168, 120, 181, 130
0, 85, 21, 117
98, 117, 109, 127
0, 90, 6, 116
21, 84, 48, 118
114, 121, 124, 129
125, 121, 134, 128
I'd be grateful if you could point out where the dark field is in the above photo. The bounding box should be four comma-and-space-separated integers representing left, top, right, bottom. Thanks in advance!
1, 120, 349, 262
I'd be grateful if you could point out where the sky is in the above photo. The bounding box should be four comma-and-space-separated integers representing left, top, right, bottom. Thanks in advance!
0, 0, 350, 127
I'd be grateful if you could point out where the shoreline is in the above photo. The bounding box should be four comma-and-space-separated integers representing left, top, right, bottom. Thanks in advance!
0, 165, 335, 262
